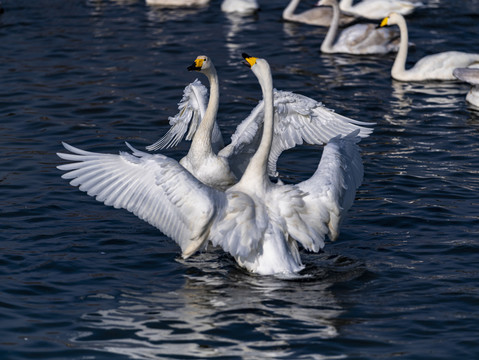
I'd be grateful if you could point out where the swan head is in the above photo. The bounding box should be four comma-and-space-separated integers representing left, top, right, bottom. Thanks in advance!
242, 53, 271, 84
379, 12, 403, 27
187, 55, 215, 74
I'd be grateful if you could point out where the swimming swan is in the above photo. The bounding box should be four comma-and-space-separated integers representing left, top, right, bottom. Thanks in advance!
147, 55, 373, 185
339, 0, 421, 20
379, 13, 479, 81
57, 54, 365, 275
318, 0, 400, 55
454, 68, 479, 107
283, 0, 355, 27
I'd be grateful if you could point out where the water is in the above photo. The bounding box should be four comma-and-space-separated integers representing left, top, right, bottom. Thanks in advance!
1, 0, 479, 358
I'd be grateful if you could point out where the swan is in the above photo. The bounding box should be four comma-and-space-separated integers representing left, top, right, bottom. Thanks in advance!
147, 55, 373, 185
454, 68, 479, 107
339, 0, 422, 20
318, 0, 400, 55
221, 0, 259, 15
379, 13, 479, 81
57, 54, 365, 275
283, 0, 355, 27
146, 0, 209, 6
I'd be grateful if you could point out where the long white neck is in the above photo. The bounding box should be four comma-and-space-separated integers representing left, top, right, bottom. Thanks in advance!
338, 0, 352, 12
320, 1, 340, 53
188, 67, 219, 157
238, 63, 274, 188
283, 0, 301, 20
391, 16, 409, 79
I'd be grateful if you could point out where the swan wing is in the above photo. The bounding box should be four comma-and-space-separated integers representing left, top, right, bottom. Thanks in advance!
57, 142, 221, 258
454, 68, 479, 85
146, 79, 224, 152
297, 131, 364, 247
221, 90, 373, 177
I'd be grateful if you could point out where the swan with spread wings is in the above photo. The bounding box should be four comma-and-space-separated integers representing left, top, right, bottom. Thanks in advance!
57, 54, 366, 275
147, 55, 373, 188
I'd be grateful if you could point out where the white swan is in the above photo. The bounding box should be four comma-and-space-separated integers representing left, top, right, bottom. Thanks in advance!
339, 0, 422, 20
57, 54, 365, 275
318, 0, 400, 55
454, 68, 479, 107
221, 0, 259, 15
380, 13, 479, 81
147, 55, 373, 186
146, 0, 209, 6
283, 0, 355, 27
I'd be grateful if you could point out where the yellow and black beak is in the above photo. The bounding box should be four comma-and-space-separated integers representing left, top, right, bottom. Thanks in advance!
187, 57, 204, 71
242, 53, 257, 68
377, 16, 389, 28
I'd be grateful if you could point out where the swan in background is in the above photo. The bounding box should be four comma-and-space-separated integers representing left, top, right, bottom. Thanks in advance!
380, 13, 479, 81
57, 54, 365, 275
283, 0, 355, 27
146, 0, 209, 6
454, 68, 479, 107
221, 0, 259, 15
318, 0, 400, 55
339, 0, 422, 20
147, 56, 373, 184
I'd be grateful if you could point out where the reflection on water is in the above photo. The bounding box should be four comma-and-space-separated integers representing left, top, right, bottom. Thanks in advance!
73, 251, 365, 359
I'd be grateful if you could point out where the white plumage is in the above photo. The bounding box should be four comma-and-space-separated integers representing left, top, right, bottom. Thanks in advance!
318, 0, 400, 55
339, 0, 422, 20
147, 55, 373, 187
380, 12, 479, 81
282, 0, 355, 27
454, 68, 479, 107
221, 0, 259, 15
57, 55, 366, 275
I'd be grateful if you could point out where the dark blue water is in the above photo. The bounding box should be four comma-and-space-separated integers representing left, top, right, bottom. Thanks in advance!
2, 0, 479, 359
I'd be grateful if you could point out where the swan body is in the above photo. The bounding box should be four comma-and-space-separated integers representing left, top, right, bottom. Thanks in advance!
148, 56, 373, 184
146, 0, 209, 6
380, 13, 479, 81
318, 0, 399, 55
221, 0, 259, 14
283, 0, 355, 27
57, 54, 366, 275
454, 68, 479, 107
339, 0, 421, 20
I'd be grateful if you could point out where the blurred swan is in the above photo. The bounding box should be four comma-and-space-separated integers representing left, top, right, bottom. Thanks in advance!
454, 68, 479, 107
339, 0, 421, 20
146, 0, 209, 6
221, 0, 259, 14
57, 54, 366, 275
380, 13, 479, 81
147, 56, 373, 187
283, 0, 355, 27
318, 0, 400, 55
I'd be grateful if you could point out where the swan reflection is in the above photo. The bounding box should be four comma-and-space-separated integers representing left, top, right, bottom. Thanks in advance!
72, 251, 360, 359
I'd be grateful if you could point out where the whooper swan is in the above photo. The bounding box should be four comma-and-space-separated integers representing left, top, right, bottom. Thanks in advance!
147, 55, 373, 185
454, 68, 479, 107
57, 54, 365, 275
283, 0, 355, 27
379, 13, 479, 81
339, 0, 422, 20
318, 0, 400, 55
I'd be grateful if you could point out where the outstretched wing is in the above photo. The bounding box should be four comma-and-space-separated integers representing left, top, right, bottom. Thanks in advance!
57, 142, 222, 258
297, 131, 364, 245
221, 89, 374, 177
146, 79, 224, 153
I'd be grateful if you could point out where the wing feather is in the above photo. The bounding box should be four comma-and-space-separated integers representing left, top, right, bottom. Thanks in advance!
57, 142, 222, 257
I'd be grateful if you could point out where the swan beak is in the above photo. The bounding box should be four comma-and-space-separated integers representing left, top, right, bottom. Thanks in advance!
378, 16, 389, 28
242, 53, 257, 68
187, 57, 204, 71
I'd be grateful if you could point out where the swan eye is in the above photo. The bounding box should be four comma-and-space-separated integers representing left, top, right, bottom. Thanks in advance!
379, 17, 389, 27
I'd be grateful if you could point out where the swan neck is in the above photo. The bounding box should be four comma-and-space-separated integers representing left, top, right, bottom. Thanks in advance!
283, 0, 300, 19
321, 1, 340, 52
190, 67, 219, 155
241, 66, 274, 186
391, 17, 409, 78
